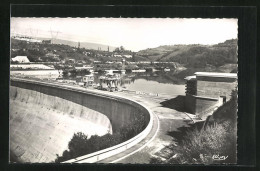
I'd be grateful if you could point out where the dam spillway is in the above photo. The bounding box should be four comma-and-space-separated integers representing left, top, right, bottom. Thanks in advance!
9, 79, 151, 163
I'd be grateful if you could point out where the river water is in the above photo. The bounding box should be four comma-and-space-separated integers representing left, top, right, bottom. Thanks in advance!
66, 71, 186, 96
122, 78, 185, 96
10, 70, 186, 96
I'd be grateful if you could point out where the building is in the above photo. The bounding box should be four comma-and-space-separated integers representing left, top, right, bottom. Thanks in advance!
11, 56, 30, 63
42, 40, 51, 44
123, 55, 132, 58
114, 54, 122, 58
45, 53, 59, 58
75, 66, 93, 72
98, 73, 120, 91
82, 74, 94, 87
66, 59, 76, 64
13, 36, 42, 43
185, 72, 237, 119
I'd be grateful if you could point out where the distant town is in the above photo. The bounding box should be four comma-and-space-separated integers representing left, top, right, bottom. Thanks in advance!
11, 35, 237, 79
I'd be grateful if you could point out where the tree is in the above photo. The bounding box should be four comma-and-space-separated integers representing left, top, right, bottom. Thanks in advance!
120, 46, 125, 52
114, 47, 120, 52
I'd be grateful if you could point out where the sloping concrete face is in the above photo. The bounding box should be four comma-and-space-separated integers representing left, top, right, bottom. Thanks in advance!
10, 80, 150, 163
10, 86, 112, 163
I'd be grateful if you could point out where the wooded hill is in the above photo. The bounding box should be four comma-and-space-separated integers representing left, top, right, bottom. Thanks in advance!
136, 39, 237, 68
10, 38, 116, 63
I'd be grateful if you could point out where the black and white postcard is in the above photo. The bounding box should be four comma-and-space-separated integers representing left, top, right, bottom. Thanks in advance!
7, 5, 256, 167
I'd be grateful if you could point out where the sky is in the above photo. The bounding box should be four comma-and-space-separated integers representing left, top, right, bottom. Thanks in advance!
11, 18, 238, 52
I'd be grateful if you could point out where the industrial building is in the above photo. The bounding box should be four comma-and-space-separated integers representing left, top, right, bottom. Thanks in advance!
11, 56, 30, 63
185, 72, 237, 119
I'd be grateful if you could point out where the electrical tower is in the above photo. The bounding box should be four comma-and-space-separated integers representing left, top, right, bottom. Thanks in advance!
49, 28, 61, 44
30, 28, 39, 39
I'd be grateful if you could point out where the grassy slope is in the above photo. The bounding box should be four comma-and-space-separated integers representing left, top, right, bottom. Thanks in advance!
136, 39, 237, 68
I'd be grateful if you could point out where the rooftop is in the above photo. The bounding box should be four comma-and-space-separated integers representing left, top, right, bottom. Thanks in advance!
84, 74, 94, 77
184, 75, 196, 80
194, 72, 237, 79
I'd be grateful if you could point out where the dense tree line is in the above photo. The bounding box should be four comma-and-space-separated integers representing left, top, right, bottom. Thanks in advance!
168, 45, 237, 68
136, 39, 238, 68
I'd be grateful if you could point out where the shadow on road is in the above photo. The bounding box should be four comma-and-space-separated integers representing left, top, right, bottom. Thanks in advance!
166, 121, 204, 143
151, 121, 205, 163
160, 95, 186, 112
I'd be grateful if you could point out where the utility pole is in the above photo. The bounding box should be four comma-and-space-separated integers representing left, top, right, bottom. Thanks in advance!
122, 58, 126, 70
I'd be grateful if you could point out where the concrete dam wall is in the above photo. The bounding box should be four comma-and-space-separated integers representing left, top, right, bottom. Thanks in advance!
10, 79, 151, 163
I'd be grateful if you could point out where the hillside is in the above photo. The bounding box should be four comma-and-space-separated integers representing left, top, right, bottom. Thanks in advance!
34, 37, 117, 51
10, 38, 238, 80
11, 38, 121, 63
11, 38, 90, 62
50, 39, 116, 52
136, 39, 237, 68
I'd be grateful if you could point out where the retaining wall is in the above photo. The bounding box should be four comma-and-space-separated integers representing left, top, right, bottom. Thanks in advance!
185, 94, 220, 117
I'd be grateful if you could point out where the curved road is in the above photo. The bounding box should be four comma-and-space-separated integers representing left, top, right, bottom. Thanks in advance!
104, 92, 191, 164
78, 86, 192, 163
11, 77, 192, 164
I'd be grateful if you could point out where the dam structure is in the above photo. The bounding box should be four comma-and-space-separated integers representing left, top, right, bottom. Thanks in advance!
10, 78, 153, 163
185, 72, 237, 119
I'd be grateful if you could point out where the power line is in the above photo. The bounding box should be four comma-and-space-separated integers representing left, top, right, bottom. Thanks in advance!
49, 28, 61, 44
30, 28, 38, 38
